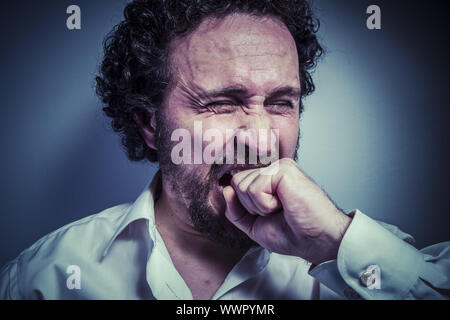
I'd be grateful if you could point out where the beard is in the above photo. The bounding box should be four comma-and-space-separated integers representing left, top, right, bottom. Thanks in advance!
154, 111, 300, 250
168, 161, 257, 249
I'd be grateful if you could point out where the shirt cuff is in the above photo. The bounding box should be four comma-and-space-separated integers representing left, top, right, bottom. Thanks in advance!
309, 210, 426, 300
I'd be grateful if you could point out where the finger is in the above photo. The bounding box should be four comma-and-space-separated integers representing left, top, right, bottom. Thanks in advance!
230, 168, 259, 186
231, 170, 261, 215
223, 185, 257, 237
268, 159, 307, 214
246, 174, 282, 215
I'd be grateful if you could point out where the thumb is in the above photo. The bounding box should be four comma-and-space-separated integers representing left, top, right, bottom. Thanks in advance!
223, 186, 256, 237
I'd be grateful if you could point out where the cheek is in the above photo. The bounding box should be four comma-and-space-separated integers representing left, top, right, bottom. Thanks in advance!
273, 118, 299, 158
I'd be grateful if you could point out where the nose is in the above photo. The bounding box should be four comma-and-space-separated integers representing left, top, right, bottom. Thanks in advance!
233, 110, 278, 161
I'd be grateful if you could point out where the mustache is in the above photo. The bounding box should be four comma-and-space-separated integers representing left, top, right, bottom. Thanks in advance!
208, 154, 270, 182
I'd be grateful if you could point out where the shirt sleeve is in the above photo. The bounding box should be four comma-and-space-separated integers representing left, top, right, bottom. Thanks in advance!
0, 258, 22, 300
309, 210, 450, 300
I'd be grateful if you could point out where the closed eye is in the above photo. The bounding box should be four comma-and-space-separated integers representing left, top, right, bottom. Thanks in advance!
202, 100, 296, 115
203, 101, 240, 113
265, 100, 295, 114
267, 101, 293, 107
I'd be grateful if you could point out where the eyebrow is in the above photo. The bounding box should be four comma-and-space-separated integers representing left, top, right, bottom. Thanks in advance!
196, 85, 251, 100
196, 85, 302, 101
267, 86, 302, 101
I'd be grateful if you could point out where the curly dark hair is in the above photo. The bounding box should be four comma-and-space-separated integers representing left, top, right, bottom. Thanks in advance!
95, 0, 323, 163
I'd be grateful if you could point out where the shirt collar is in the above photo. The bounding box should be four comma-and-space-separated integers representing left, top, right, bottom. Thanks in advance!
99, 170, 271, 277
100, 171, 161, 260
99, 170, 272, 297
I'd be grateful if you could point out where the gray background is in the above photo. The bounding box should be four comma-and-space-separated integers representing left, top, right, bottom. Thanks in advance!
0, 0, 449, 267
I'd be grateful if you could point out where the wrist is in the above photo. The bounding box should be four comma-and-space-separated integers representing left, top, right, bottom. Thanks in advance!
313, 211, 352, 265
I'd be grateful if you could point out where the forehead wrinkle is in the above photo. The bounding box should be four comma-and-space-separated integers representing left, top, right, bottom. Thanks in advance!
168, 13, 300, 98
172, 14, 295, 65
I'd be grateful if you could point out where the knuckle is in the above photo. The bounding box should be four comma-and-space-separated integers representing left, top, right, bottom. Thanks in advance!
279, 158, 302, 176
280, 158, 295, 166
262, 198, 278, 212
237, 182, 247, 194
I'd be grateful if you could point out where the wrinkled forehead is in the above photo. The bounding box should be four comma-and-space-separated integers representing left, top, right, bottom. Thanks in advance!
168, 13, 300, 89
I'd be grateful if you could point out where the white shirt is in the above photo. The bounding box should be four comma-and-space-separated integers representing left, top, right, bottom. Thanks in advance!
1, 173, 448, 299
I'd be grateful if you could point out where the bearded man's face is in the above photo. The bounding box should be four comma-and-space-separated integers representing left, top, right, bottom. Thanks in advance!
155, 13, 301, 249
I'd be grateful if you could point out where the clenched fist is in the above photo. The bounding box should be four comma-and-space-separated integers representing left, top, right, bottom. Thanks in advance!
223, 158, 352, 265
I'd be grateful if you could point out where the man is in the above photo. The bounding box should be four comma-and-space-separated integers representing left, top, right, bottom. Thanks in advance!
0, 0, 448, 300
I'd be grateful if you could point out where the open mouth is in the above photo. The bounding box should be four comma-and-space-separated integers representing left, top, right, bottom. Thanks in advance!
217, 165, 267, 190
218, 171, 233, 188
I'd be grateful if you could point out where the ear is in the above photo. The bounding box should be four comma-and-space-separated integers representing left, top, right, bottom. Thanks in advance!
133, 109, 158, 151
